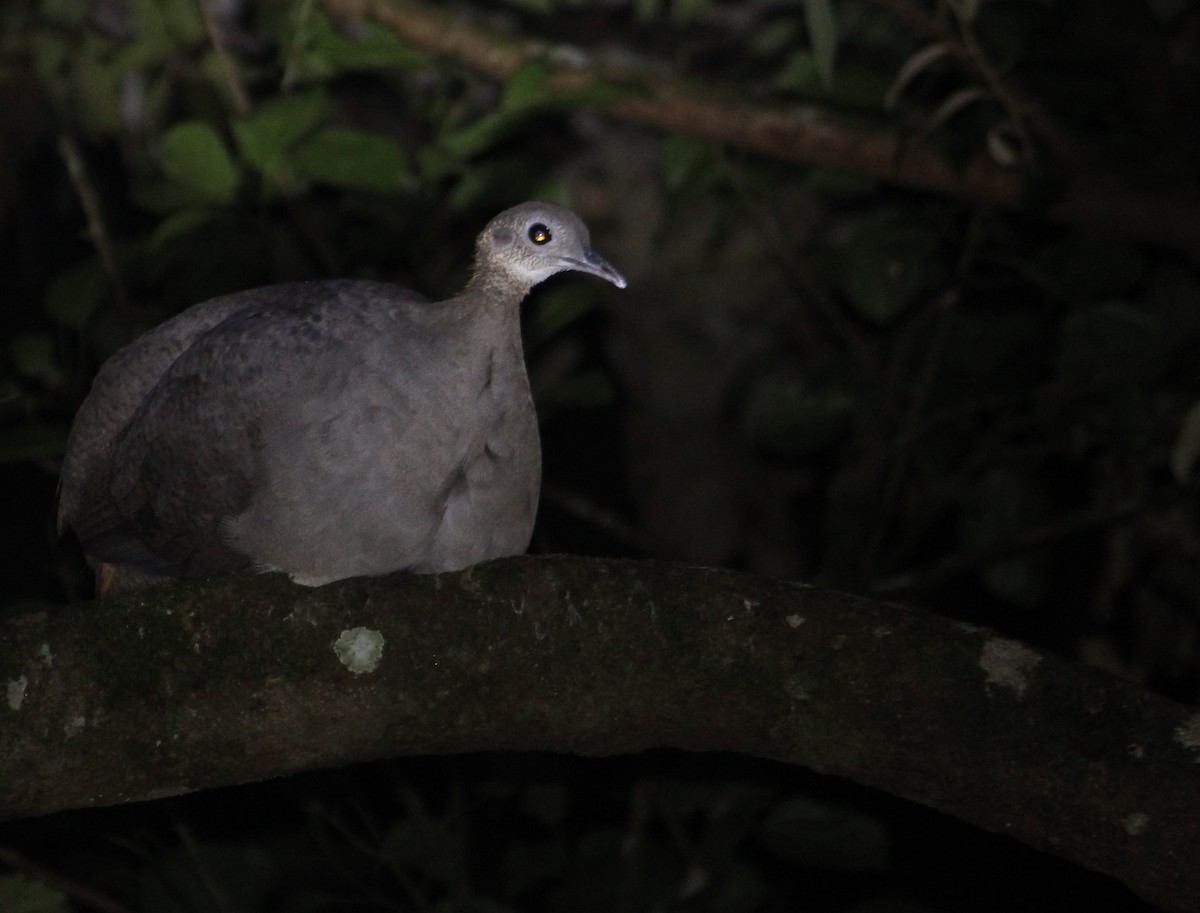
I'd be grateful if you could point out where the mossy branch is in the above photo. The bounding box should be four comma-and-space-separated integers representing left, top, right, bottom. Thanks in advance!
2, 556, 1198, 912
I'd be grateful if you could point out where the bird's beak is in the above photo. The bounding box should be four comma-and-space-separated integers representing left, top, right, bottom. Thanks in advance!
566, 248, 627, 289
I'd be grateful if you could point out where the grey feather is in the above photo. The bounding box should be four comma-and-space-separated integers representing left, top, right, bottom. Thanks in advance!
58, 202, 625, 590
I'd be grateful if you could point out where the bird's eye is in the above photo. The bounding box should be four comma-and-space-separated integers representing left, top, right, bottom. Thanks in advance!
528, 223, 552, 245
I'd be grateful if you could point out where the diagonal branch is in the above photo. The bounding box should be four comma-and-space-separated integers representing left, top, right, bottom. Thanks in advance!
2, 556, 1198, 912
321, 0, 1200, 262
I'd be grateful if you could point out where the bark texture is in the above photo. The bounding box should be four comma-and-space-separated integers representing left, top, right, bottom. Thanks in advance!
1, 556, 1197, 912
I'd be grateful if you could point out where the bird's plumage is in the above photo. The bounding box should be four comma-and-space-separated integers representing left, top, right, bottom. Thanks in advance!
58, 202, 625, 592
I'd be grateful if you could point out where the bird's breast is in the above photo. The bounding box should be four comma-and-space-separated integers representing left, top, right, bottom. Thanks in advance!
419, 346, 541, 570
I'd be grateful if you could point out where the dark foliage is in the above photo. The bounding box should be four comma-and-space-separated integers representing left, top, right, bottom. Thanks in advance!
1, 0, 1198, 909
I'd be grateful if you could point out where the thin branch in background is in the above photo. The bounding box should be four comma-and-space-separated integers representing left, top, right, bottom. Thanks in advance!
859, 290, 958, 582
867, 212, 992, 575
175, 821, 234, 913
197, 0, 350, 277
282, 0, 318, 90
195, 0, 251, 116
57, 134, 131, 314
0, 845, 134, 913
539, 481, 647, 554
725, 158, 880, 384
322, 0, 1200, 261
870, 494, 1156, 596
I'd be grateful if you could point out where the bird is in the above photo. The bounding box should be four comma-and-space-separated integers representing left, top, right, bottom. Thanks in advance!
58, 201, 626, 595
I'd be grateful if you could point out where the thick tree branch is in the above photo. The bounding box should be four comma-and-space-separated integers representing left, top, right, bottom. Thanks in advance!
1, 556, 1197, 912
321, 0, 1200, 262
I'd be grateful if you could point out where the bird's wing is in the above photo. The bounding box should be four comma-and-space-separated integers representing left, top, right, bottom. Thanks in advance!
61, 281, 428, 577
57, 289, 271, 540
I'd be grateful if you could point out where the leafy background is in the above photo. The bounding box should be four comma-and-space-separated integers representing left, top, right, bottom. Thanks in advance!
1, 0, 1198, 910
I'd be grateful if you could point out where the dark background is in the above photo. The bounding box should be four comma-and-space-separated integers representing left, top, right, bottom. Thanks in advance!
1, 0, 1197, 910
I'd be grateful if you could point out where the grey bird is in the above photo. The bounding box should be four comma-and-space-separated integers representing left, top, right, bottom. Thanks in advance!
58, 201, 626, 594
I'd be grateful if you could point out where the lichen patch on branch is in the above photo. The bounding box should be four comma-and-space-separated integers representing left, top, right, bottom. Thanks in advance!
5, 676, 27, 711
1174, 712, 1200, 762
334, 627, 386, 675
978, 637, 1042, 698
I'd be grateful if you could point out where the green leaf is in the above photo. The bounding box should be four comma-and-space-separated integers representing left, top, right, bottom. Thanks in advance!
948, 0, 983, 21
30, 32, 69, 87
519, 782, 568, 826
45, 258, 108, 330
8, 332, 62, 387
437, 111, 520, 163
159, 121, 240, 203
501, 61, 553, 111
1043, 235, 1147, 301
131, 179, 223, 213
140, 0, 205, 45
73, 38, 126, 136
232, 90, 334, 174
123, 0, 174, 64
829, 66, 892, 108
380, 816, 461, 884
884, 42, 951, 109
741, 376, 854, 458
633, 0, 663, 22
289, 8, 425, 81
288, 127, 414, 192
704, 862, 770, 913
1170, 401, 1200, 483
774, 50, 823, 95
539, 370, 614, 410
505, 59, 631, 112
0, 873, 70, 913
137, 844, 277, 913
958, 467, 1047, 607
1145, 264, 1200, 339
0, 424, 70, 463
801, 167, 876, 195
147, 208, 220, 250
500, 841, 566, 899
434, 63, 630, 168
672, 0, 714, 23
662, 134, 724, 191
1145, 0, 1191, 21
527, 286, 598, 345
941, 307, 1047, 392
757, 797, 889, 872
837, 212, 942, 324
503, 0, 554, 11
801, 0, 838, 91
749, 18, 801, 56
38, 0, 88, 27
924, 86, 989, 137
1057, 301, 1172, 389
442, 160, 512, 208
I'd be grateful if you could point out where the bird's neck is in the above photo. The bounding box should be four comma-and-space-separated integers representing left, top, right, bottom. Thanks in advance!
462, 260, 529, 300
423, 271, 527, 366
447, 265, 525, 329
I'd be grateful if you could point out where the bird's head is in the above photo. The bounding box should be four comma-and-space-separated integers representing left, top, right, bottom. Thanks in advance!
472, 201, 627, 293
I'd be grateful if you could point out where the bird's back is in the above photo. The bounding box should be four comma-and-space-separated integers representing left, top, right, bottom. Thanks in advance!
58, 280, 438, 582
